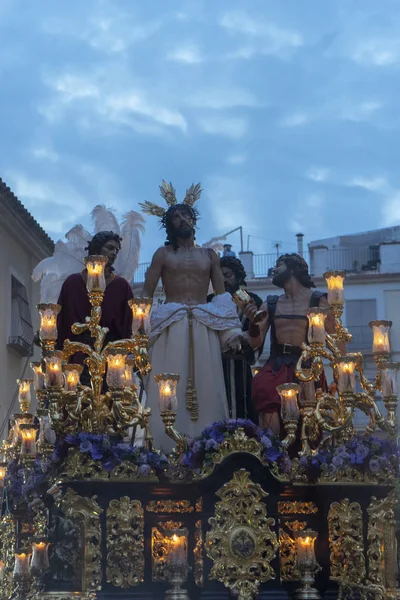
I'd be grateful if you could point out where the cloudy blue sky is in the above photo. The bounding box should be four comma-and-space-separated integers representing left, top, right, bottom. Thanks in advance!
1, 0, 399, 262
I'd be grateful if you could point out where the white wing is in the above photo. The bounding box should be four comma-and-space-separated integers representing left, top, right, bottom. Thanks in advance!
91, 204, 120, 235
32, 239, 85, 303
65, 224, 91, 260
114, 210, 145, 282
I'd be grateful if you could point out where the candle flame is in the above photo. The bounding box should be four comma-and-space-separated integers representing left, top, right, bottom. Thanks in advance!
172, 534, 179, 543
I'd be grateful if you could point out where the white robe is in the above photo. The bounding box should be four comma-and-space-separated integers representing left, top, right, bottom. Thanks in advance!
143, 293, 241, 453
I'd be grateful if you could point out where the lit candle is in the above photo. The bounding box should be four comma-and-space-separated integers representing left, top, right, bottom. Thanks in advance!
277, 383, 300, 422
19, 424, 38, 456
370, 320, 392, 354
0, 560, 5, 581
129, 297, 153, 336
84, 255, 108, 293
0, 462, 7, 488
44, 352, 64, 388
106, 351, 128, 389
307, 308, 328, 345
323, 271, 345, 307
30, 542, 50, 572
251, 366, 260, 377
154, 373, 180, 413
17, 379, 32, 413
123, 357, 135, 387
63, 364, 83, 392
166, 529, 188, 568
37, 303, 61, 342
13, 553, 31, 578
380, 362, 399, 398
30, 362, 45, 391
296, 530, 317, 569
336, 356, 358, 394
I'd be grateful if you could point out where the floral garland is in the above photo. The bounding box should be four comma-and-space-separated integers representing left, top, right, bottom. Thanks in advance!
296, 435, 399, 482
180, 418, 290, 474
4, 422, 399, 508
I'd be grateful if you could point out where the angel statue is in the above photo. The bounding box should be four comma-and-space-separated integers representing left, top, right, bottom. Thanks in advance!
32, 205, 145, 379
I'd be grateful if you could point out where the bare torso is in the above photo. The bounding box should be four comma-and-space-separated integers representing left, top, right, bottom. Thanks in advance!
162, 246, 212, 305
274, 288, 313, 346
143, 244, 225, 305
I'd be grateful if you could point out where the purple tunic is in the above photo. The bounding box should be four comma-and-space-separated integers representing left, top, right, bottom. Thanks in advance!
56, 273, 133, 363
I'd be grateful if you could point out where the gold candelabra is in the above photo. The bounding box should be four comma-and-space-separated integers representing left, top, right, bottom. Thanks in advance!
292, 271, 398, 454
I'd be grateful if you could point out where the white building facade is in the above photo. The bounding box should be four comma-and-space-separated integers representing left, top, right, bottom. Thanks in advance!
0, 178, 53, 439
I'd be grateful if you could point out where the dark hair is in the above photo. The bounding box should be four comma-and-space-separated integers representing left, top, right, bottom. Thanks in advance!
85, 231, 122, 256
278, 253, 315, 288
161, 204, 199, 250
220, 256, 247, 287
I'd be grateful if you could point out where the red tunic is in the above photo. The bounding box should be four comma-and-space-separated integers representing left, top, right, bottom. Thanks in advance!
56, 273, 133, 363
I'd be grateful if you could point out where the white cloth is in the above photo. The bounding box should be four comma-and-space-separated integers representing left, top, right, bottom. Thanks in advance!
143, 293, 242, 452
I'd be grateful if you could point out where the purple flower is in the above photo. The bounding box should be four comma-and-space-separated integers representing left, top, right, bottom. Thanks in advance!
299, 455, 309, 467
369, 458, 380, 473
260, 435, 272, 449
205, 439, 219, 451
138, 464, 152, 477
192, 441, 203, 454
79, 440, 93, 453
332, 455, 344, 468
355, 444, 369, 460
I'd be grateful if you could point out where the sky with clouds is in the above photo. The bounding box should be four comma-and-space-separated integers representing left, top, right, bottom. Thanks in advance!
1, 0, 400, 262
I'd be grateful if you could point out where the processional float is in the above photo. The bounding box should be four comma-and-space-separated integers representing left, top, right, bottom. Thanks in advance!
0, 260, 398, 599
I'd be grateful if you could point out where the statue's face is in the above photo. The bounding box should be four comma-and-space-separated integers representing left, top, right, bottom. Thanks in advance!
170, 208, 194, 238
272, 260, 291, 288
100, 239, 120, 265
222, 266, 237, 294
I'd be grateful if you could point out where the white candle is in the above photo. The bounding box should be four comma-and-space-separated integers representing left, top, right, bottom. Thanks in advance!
30, 362, 45, 391
129, 297, 152, 336
19, 425, 38, 456
44, 352, 64, 388
155, 374, 179, 413
37, 304, 61, 341
30, 542, 50, 572
13, 553, 31, 578
300, 381, 317, 405
307, 309, 327, 344
336, 357, 357, 394
296, 531, 317, 568
381, 362, 399, 397
84, 255, 108, 293
106, 352, 127, 389
370, 320, 392, 354
324, 271, 345, 307
277, 383, 300, 422
17, 379, 32, 412
63, 365, 83, 392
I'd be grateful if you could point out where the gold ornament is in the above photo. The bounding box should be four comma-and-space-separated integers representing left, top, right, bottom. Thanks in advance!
328, 499, 366, 585
278, 502, 318, 515
367, 492, 398, 591
106, 497, 144, 588
146, 500, 194, 513
139, 180, 202, 218
206, 469, 278, 599
60, 489, 103, 592
194, 520, 204, 587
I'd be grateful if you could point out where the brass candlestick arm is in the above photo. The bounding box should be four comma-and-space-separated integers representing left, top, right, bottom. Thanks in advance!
161, 410, 188, 454
281, 420, 299, 449
329, 304, 352, 344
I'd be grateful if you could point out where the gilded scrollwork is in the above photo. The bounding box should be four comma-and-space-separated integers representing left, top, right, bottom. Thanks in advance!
206, 469, 278, 599
152, 520, 183, 581
328, 499, 366, 585
194, 428, 288, 482
61, 448, 157, 481
195, 497, 203, 512
0, 515, 16, 600
194, 519, 204, 587
279, 520, 306, 581
60, 488, 103, 592
106, 496, 144, 588
146, 499, 194, 513
278, 501, 318, 515
367, 491, 398, 590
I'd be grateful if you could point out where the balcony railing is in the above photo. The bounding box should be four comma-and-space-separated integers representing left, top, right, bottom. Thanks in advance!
132, 246, 383, 283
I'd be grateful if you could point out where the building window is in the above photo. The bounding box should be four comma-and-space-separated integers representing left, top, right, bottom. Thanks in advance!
346, 299, 377, 351
8, 275, 34, 357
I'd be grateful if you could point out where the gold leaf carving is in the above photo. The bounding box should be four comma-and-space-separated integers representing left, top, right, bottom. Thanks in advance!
206, 469, 278, 599
146, 500, 194, 513
60, 488, 103, 592
278, 501, 318, 515
328, 499, 366, 584
106, 496, 144, 588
